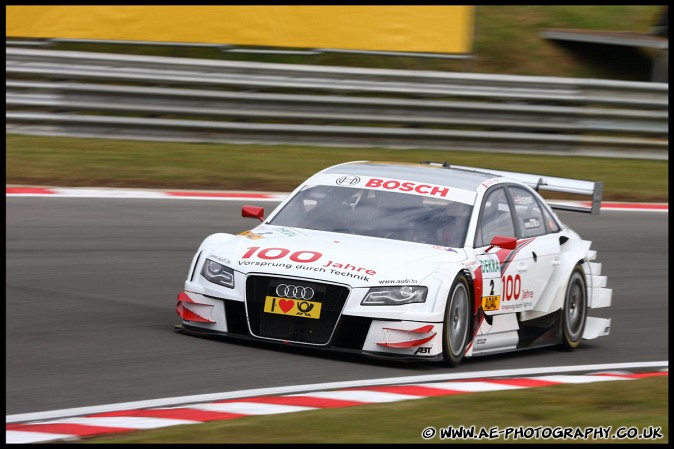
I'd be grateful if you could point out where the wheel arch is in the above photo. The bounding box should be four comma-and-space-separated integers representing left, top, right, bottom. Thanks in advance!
429, 266, 475, 317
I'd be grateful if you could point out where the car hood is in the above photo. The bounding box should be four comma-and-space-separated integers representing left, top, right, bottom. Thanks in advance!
208, 224, 467, 287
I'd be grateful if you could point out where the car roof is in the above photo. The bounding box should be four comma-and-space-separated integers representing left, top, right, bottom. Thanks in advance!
321, 161, 500, 192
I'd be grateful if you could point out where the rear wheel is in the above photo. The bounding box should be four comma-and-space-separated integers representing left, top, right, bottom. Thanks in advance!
561, 265, 588, 350
442, 275, 472, 367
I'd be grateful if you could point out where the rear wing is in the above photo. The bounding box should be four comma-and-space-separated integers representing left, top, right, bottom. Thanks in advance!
421, 162, 603, 215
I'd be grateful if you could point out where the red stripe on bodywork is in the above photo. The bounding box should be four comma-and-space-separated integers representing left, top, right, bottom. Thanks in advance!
6, 187, 56, 195
467, 238, 532, 352
176, 303, 214, 323
498, 238, 534, 275
383, 325, 434, 333
177, 291, 195, 303
6, 423, 132, 437
473, 265, 483, 314
376, 333, 436, 348
90, 408, 244, 421
466, 307, 488, 355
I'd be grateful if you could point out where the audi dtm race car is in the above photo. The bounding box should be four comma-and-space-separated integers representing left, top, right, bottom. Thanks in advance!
175, 161, 612, 366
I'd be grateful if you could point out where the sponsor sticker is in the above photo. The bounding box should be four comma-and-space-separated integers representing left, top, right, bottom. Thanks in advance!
239, 230, 265, 240
264, 296, 322, 319
514, 195, 534, 205
523, 218, 541, 229
336, 176, 361, 186
477, 253, 502, 312
481, 295, 501, 311
210, 255, 232, 265
365, 178, 451, 198
307, 174, 476, 205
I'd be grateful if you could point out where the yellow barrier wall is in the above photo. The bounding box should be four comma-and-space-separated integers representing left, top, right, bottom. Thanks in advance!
6, 6, 474, 54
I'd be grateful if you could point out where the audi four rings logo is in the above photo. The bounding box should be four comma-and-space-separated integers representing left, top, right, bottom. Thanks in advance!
276, 284, 315, 300
336, 176, 361, 186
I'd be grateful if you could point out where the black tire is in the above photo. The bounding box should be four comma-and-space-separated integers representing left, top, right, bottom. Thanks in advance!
442, 275, 472, 367
561, 265, 588, 350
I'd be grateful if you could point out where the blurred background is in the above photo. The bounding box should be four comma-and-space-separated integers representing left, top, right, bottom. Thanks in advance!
6, 5, 669, 200
7, 6, 668, 79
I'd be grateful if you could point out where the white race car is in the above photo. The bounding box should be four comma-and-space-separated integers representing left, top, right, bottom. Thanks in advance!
175, 161, 612, 366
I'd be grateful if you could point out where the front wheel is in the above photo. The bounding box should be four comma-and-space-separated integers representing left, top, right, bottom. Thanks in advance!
442, 275, 472, 367
561, 265, 588, 350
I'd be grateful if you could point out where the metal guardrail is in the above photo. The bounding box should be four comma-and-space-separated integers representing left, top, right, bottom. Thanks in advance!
6, 48, 669, 160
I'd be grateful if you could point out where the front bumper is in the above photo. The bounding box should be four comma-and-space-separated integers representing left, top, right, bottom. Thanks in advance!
176, 290, 444, 361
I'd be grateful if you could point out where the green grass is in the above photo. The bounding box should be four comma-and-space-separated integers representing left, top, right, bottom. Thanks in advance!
6, 134, 668, 202
80, 376, 667, 444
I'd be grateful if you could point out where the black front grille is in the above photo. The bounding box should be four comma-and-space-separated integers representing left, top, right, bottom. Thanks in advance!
224, 299, 249, 336
330, 315, 372, 350
246, 275, 350, 345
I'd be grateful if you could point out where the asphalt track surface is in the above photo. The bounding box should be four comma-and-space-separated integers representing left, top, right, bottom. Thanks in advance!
6, 198, 668, 415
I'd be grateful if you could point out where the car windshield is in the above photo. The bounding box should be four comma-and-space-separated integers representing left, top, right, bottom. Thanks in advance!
269, 185, 473, 247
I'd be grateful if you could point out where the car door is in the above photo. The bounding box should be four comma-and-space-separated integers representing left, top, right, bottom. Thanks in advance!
474, 185, 560, 315
503, 185, 561, 311
473, 186, 516, 315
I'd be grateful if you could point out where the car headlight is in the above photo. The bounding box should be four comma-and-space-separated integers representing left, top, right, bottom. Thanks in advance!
361, 286, 427, 305
201, 259, 235, 288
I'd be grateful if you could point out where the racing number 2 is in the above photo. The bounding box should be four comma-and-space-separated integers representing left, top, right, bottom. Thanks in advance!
242, 246, 322, 263
502, 274, 521, 301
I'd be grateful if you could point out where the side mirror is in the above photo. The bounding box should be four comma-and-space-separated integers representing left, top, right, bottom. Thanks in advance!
488, 235, 517, 250
242, 205, 264, 222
